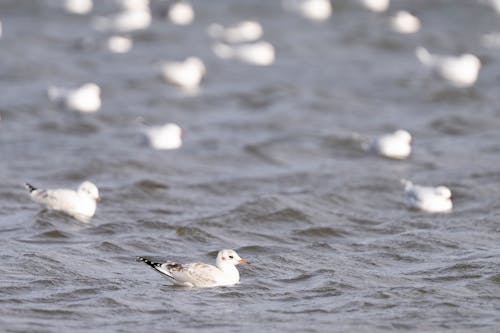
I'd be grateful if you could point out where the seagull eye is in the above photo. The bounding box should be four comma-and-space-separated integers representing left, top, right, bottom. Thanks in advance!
229, 255, 234, 259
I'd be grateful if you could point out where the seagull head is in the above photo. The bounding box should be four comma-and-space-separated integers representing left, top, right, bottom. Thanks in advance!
217, 249, 249, 266
78, 181, 101, 202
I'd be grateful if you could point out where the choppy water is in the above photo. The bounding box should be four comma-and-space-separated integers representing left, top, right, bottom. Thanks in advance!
1, 0, 500, 332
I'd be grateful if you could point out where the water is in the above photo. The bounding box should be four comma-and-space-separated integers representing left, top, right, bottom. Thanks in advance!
1, 0, 500, 332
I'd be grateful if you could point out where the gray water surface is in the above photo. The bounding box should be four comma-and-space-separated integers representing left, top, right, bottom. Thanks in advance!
1, 1, 500, 332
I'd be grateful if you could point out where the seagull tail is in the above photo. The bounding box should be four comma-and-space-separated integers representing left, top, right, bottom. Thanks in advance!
137, 257, 174, 279
24, 183, 37, 193
415, 47, 432, 66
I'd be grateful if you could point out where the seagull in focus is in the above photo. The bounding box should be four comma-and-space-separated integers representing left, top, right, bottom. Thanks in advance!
402, 180, 453, 213
137, 249, 249, 288
213, 41, 275, 66
367, 130, 412, 160
25, 181, 101, 221
359, 0, 390, 12
390, 11, 421, 34
63, 0, 93, 15
143, 123, 183, 150
160, 57, 206, 91
47, 83, 101, 113
282, 0, 332, 22
167, 1, 194, 26
208, 21, 263, 44
415, 47, 481, 88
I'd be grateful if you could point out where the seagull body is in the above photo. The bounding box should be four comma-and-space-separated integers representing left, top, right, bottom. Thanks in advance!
213, 41, 275, 66
368, 130, 412, 160
208, 21, 263, 44
402, 180, 453, 213
143, 123, 182, 150
415, 47, 481, 88
107, 36, 133, 53
47, 83, 101, 113
167, 1, 194, 26
138, 249, 249, 288
360, 0, 390, 12
161, 57, 206, 90
25, 181, 100, 221
64, 0, 93, 15
390, 11, 420, 34
282, 0, 332, 22
93, 1, 151, 33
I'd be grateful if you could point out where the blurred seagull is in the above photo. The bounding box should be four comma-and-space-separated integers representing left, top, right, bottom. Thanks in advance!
64, 0, 93, 15
282, 0, 332, 22
107, 36, 133, 53
213, 41, 275, 66
93, 0, 151, 32
25, 181, 100, 221
360, 0, 390, 12
367, 130, 412, 160
402, 180, 453, 213
208, 20, 263, 44
390, 11, 421, 34
143, 123, 183, 150
137, 249, 249, 288
47, 83, 101, 113
415, 47, 481, 88
160, 57, 206, 91
167, 1, 194, 26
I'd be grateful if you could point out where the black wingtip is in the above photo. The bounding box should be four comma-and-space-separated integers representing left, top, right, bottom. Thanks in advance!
137, 257, 161, 268
24, 183, 37, 193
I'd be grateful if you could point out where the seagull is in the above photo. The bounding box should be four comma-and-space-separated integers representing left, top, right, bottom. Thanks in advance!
415, 47, 481, 88
142, 123, 183, 150
137, 249, 249, 288
167, 1, 194, 26
63, 0, 93, 15
359, 0, 390, 12
402, 180, 453, 213
212, 41, 275, 66
25, 181, 100, 221
390, 11, 421, 34
92, 0, 151, 33
367, 130, 412, 160
160, 57, 206, 91
107, 36, 133, 53
282, 0, 333, 22
208, 21, 263, 44
47, 83, 101, 113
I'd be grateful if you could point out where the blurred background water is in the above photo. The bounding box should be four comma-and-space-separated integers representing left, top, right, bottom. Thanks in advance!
1, 0, 500, 332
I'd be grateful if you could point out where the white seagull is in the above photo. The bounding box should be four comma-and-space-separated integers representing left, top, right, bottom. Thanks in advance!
137, 249, 249, 288
143, 123, 183, 150
213, 41, 275, 66
402, 180, 453, 213
167, 1, 194, 26
107, 36, 133, 53
92, 0, 151, 33
47, 83, 101, 113
160, 57, 206, 91
208, 21, 263, 44
367, 129, 412, 160
25, 181, 100, 221
415, 47, 481, 88
63, 0, 93, 15
390, 11, 421, 34
359, 0, 390, 12
282, 0, 333, 22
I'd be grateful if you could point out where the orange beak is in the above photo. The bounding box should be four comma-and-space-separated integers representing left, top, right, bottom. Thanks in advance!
239, 259, 250, 265
96, 197, 102, 203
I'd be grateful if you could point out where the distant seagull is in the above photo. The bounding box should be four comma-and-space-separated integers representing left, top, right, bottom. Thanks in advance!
47, 83, 101, 113
415, 47, 481, 88
208, 21, 263, 44
367, 130, 412, 160
359, 0, 390, 12
137, 249, 249, 288
143, 123, 183, 150
107, 36, 133, 53
167, 1, 194, 26
63, 0, 93, 15
213, 41, 275, 66
92, 1, 151, 32
25, 181, 101, 221
116, 0, 150, 11
160, 57, 206, 91
282, 0, 333, 22
390, 11, 421, 34
402, 180, 453, 213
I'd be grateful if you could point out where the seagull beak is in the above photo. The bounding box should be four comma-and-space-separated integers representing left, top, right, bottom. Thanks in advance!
96, 197, 102, 203
238, 259, 250, 265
